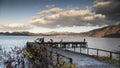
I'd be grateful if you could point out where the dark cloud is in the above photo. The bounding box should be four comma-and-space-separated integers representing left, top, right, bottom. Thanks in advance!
93, 0, 120, 22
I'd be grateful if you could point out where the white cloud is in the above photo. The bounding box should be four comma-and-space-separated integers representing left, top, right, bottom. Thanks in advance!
45, 4, 55, 8
38, 8, 62, 16
93, 1, 111, 8
30, 8, 109, 28
0, 23, 33, 31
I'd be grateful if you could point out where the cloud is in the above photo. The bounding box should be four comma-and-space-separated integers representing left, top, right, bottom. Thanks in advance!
45, 4, 55, 8
30, 8, 109, 28
38, 8, 62, 16
0, 23, 33, 31
93, 0, 120, 22
93, 1, 110, 8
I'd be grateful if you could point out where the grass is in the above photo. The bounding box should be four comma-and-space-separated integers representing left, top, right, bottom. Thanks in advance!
91, 55, 120, 67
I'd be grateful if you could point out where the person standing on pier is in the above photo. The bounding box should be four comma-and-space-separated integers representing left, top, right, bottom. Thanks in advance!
84, 38, 86, 42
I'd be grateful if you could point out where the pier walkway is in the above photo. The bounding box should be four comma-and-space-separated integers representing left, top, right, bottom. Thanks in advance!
46, 46, 115, 68
27, 42, 116, 68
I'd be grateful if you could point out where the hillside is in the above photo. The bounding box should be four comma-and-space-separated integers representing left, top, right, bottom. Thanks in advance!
78, 25, 120, 37
0, 32, 43, 36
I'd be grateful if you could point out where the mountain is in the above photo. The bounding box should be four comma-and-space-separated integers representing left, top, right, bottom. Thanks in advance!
43, 31, 71, 36
78, 25, 120, 38
0, 25, 120, 38
0, 32, 43, 36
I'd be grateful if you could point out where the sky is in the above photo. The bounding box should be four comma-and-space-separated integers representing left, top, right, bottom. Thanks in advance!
0, 0, 120, 33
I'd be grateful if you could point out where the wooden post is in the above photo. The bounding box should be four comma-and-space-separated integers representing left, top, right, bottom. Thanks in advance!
59, 44, 61, 48
75, 44, 77, 48
72, 44, 73, 48
73, 44, 75, 52
50, 51, 53, 62
80, 47, 81, 53
80, 44, 82, 53
119, 54, 120, 65
68, 44, 70, 48
110, 52, 112, 59
87, 48, 89, 55
97, 49, 99, 57
64, 44, 66, 50
74, 45, 75, 52
69, 58, 73, 64
57, 53, 60, 64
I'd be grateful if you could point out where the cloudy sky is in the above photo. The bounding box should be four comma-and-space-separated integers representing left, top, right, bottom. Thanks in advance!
0, 0, 120, 33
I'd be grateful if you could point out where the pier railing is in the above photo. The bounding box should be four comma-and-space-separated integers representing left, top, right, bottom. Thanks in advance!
66, 47, 120, 59
36, 41, 120, 59
86, 47, 120, 59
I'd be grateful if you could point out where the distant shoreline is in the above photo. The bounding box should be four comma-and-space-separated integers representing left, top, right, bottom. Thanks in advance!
0, 35, 120, 38
0, 25, 120, 38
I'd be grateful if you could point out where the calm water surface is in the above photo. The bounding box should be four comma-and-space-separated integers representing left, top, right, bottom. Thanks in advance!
0, 36, 120, 52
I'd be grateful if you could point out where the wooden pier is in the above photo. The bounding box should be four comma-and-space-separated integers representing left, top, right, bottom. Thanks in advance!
29, 41, 88, 48
27, 41, 120, 59
25, 38, 120, 68
26, 41, 119, 68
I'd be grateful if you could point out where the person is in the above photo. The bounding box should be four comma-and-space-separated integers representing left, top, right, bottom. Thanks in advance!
50, 39, 53, 43
84, 38, 86, 42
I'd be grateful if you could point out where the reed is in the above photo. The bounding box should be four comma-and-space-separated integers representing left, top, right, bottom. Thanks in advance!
1, 44, 77, 68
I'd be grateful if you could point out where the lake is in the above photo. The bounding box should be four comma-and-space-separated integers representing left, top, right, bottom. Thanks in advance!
0, 36, 120, 59
0, 36, 119, 68
0, 36, 120, 51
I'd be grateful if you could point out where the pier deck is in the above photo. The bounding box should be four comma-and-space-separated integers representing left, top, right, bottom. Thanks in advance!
27, 42, 116, 68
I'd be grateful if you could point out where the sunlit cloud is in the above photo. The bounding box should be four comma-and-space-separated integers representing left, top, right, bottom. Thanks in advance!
38, 8, 62, 16
30, 8, 109, 28
0, 23, 33, 31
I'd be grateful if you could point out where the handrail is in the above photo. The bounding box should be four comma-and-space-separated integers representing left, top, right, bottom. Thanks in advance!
87, 47, 120, 55
78, 47, 120, 59
35, 41, 87, 44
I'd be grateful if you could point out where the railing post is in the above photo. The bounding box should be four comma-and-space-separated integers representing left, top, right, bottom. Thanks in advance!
50, 51, 53, 62
80, 47, 81, 53
60, 44, 62, 48
69, 58, 73, 64
110, 52, 112, 59
68, 44, 70, 48
97, 49, 99, 57
74, 45, 75, 52
65, 44, 66, 50
87, 48, 89, 55
57, 53, 60, 64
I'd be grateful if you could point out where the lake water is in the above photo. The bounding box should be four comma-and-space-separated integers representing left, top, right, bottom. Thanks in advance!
0, 36, 119, 68
0, 36, 120, 58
